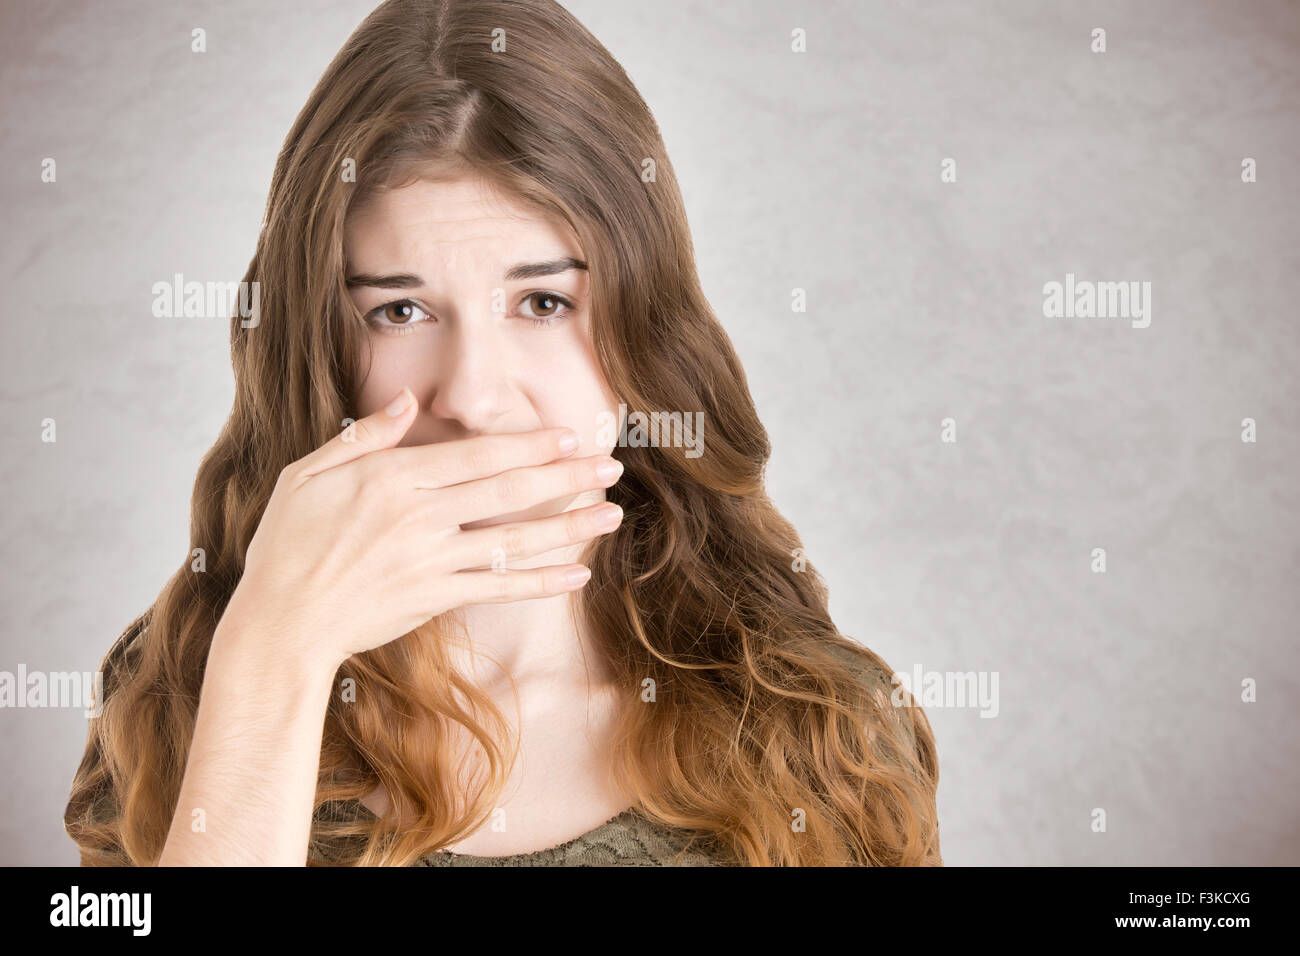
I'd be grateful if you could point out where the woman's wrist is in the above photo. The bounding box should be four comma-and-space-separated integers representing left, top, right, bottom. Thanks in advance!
210, 590, 346, 690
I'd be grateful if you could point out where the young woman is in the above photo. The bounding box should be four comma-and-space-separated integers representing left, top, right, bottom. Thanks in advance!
64, 0, 941, 866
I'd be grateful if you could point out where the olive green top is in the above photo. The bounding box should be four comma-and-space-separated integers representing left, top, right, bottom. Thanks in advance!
310, 798, 735, 866
408, 808, 731, 867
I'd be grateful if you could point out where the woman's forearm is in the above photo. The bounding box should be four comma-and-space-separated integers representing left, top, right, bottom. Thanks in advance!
156, 615, 341, 866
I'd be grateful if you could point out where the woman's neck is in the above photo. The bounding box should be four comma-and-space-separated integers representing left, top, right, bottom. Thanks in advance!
445, 535, 613, 696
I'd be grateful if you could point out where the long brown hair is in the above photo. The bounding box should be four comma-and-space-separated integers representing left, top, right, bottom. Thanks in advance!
65, 0, 941, 866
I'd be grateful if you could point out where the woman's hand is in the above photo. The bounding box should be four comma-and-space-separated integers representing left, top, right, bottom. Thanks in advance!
220, 386, 624, 668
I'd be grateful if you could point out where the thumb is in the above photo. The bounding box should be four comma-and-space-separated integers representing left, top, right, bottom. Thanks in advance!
295, 386, 417, 478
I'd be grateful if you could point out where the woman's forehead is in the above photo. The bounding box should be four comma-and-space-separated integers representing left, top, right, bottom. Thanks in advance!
344, 175, 579, 265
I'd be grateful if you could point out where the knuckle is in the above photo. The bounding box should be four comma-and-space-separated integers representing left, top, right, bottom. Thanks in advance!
499, 523, 527, 559
351, 418, 380, 446
494, 570, 513, 601
492, 470, 521, 504
367, 452, 404, 491
564, 508, 587, 542
464, 442, 496, 477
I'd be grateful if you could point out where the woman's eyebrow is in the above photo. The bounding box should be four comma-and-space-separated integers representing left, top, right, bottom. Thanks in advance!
345, 272, 422, 289
345, 257, 587, 289
503, 256, 587, 281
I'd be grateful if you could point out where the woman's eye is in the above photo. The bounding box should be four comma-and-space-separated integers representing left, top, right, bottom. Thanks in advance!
363, 294, 575, 333
518, 291, 575, 328
364, 300, 432, 334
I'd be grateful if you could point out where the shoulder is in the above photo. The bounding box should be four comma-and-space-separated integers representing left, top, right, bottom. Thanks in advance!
815, 638, 921, 756
817, 638, 898, 698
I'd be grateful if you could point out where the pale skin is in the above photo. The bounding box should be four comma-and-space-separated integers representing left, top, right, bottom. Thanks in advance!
157, 173, 634, 865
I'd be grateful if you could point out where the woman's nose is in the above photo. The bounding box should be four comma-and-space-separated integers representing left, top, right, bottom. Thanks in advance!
425, 321, 511, 432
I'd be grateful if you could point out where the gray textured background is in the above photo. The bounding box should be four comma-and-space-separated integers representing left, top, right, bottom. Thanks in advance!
1, 0, 1296, 865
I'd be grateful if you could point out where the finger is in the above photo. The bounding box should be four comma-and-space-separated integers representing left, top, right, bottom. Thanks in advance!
390, 427, 582, 490
449, 501, 624, 570
453, 564, 593, 605
432, 454, 624, 527
294, 387, 419, 479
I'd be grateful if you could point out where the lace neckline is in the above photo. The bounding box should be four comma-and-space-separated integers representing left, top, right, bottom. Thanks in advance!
348, 800, 641, 861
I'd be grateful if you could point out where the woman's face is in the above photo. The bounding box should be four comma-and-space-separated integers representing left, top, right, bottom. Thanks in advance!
344, 172, 620, 529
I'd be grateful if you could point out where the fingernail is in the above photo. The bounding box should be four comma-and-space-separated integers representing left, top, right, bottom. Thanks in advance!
564, 566, 592, 589
594, 503, 623, 530
596, 458, 624, 483
385, 387, 413, 417
558, 429, 580, 454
